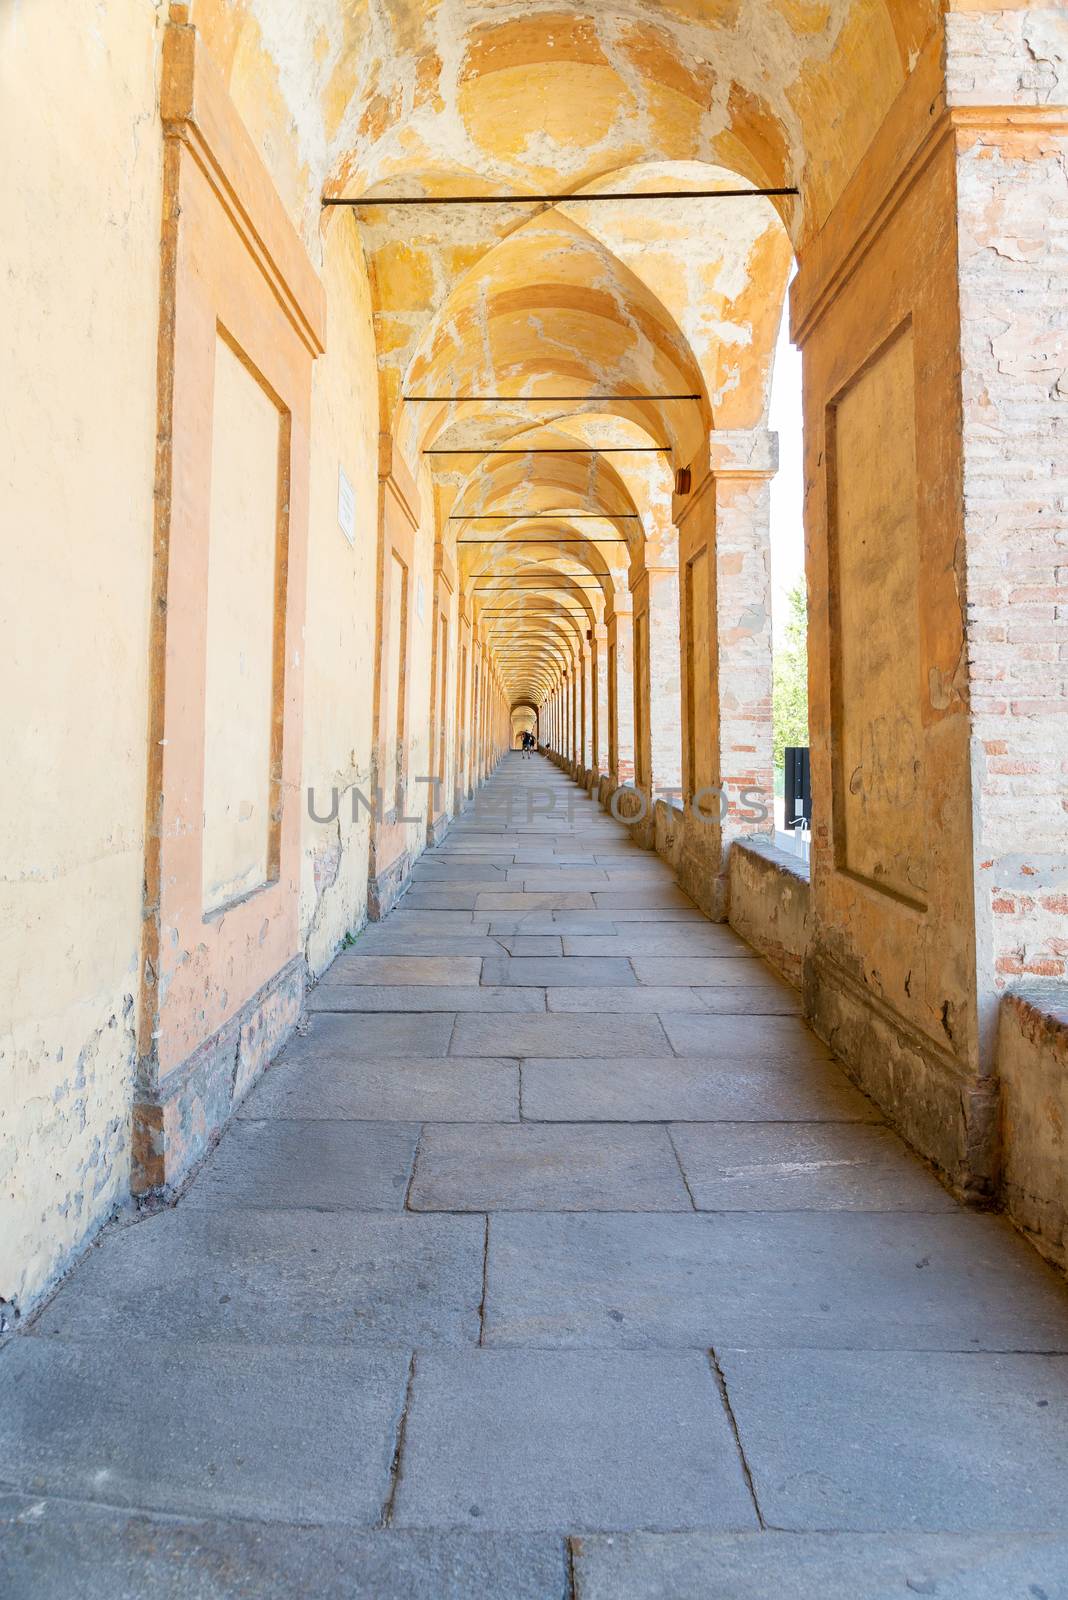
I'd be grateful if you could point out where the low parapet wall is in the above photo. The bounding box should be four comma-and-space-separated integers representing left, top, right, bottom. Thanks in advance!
998, 990, 1068, 1273
728, 838, 811, 988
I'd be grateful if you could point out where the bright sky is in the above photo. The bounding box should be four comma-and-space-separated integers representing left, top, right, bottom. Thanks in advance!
768, 297, 805, 641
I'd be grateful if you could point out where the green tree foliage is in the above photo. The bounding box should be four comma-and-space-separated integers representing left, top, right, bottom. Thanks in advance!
772, 583, 809, 771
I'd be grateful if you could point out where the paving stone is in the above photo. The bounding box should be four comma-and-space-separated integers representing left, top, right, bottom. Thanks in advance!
181, 1120, 419, 1211
593, 888, 696, 909
320, 955, 483, 985
504, 869, 610, 886
241, 1056, 519, 1122
482, 956, 635, 987
32, 1210, 484, 1346
698, 987, 802, 1015
308, 985, 544, 1013
1, 1499, 571, 1600
568, 907, 707, 923
520, 1058, 878, 1123
0, 1340, 407, 1526
498, 912, 706, 933
385, 911, 491, 933
484, 1213, 724, 1348
342, 931, 506, 957
546, 986, 707, 1012
563, 929, 750, 957
413, 861, 510, 878
275, 1012, 454, 1060
660, 1012, 831, 1061
720, 1348, 1068, 1531
474, 891, 598, 910
392, 1350, 757, 1532
402, 889, 480, 910
511, 851, 591, 864
450, 1012, 671, 1058
632, 958, 789, 989
483, 1210, 1068, 1352
408, 1124, 692, 1211
499, 936, 563, 956
486, 915, 610, 935
407, 878, 511, 893
571, 1530, 1068, 1600
669, 1121, 956, 1211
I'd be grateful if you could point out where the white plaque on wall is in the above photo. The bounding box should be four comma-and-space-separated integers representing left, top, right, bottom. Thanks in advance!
337, 465, 355, 545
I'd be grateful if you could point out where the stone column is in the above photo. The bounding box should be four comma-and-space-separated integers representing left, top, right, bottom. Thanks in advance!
607, 601, 634, 786
428, 546, 456, 846
454, 603, 472, 810
567, 666, 577, 770
630, 562, 682, 802
579, 641, 592, 775
591, 622, 609, 773
674, 429, 777, 918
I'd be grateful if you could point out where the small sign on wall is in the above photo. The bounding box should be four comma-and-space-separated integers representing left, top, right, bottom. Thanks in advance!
337, 465, 355, 545
416, 576, 426, 621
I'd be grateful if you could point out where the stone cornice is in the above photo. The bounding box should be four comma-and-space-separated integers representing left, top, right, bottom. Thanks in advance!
791, 31, 1068, 347
378, 434, 420, 532
162, 21, 325, 358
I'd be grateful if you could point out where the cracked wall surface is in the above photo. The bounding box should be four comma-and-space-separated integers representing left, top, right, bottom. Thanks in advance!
0, 0, 164, 1315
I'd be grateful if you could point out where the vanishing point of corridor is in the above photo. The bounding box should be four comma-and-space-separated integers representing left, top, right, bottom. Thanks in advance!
6, 755, 1068, 1596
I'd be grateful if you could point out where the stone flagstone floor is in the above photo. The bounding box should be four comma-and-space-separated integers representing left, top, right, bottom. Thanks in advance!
5, 754, 1068, 1597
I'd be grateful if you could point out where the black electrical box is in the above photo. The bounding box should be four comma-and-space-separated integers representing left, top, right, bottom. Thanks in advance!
784, 746, 811, 831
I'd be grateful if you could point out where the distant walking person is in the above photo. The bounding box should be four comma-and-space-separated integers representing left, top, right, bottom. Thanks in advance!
521, 730, 535, 760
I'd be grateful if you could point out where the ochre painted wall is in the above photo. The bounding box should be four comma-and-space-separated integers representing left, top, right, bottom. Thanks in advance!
300, 215, 381, 975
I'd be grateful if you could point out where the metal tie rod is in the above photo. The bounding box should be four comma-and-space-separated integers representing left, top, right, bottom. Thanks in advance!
410, 394, 698, 403
324, 187, 798, 206
451, 513, 638, 520
454, 540, 629, 547
425, 446, 669, 454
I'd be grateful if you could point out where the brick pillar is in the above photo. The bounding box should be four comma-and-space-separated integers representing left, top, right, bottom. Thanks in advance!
631, 562, 682, 802
592, 622, 609, 772
675, 430, 776, 917
788, 13, 1067, 1195
607, 602, 634, 785
455, 602, 472, 809
568, 663, 578, 770
580, 641, 593, 774
951, 7, 1068, 1045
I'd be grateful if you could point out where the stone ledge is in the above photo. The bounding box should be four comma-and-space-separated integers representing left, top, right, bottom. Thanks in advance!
998, 986, 1068, 1274
728, 838, 811, 988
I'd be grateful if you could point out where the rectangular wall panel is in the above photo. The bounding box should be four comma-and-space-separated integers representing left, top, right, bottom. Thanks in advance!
384, 551, 407, 812
828, 322, 926, 905
685, 547, 713, 810
202, 334, 283, 914
633, 611, 646, 788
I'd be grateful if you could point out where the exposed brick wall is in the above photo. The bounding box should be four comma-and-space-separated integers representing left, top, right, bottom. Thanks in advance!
952, 9, 1068, 1018
715, 469, 776, 837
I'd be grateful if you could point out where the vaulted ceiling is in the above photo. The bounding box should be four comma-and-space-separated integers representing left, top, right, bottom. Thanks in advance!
191, 0, 941, 707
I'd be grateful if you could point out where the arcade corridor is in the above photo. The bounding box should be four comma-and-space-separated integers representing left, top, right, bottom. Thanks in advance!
5, 755, 1068, 1596
5, 0, 1068, 1590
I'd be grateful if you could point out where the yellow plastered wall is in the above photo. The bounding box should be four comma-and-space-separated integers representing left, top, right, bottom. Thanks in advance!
0, 0, 163, 1311
300, 217, 381, 974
